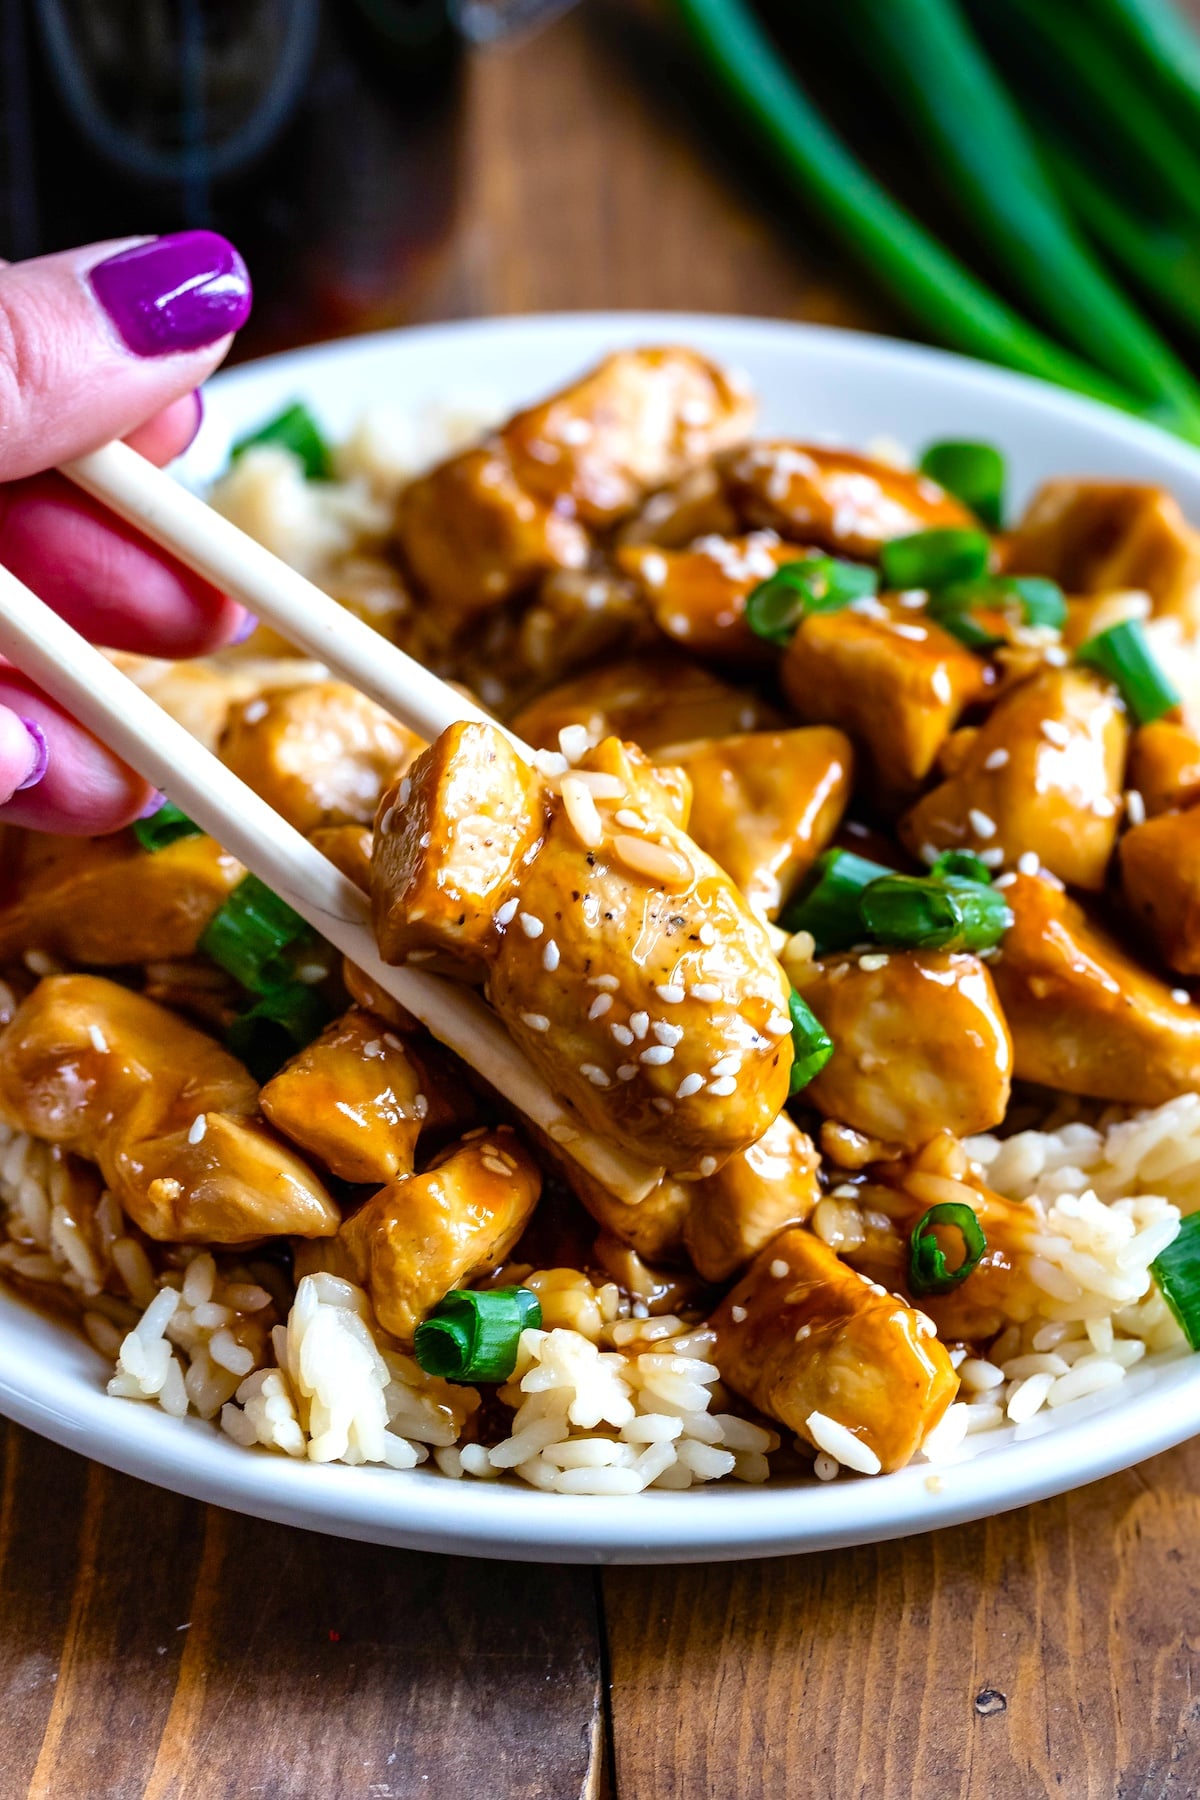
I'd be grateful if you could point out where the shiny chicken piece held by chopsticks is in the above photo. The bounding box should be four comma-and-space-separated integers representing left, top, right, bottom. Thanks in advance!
371, 721, 794, 1172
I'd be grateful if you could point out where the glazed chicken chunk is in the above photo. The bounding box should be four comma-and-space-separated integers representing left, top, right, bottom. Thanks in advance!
1005, 478, 1200, 626
511, 652, 780, 754
1127, 720, 1200, 817
371, 721, 794, 1171
0, 976, 339, 1241
617, 533, 813, 661
1120, 806, 1200, 977
718, 443, 973, 556
711, 1228, 957, 1474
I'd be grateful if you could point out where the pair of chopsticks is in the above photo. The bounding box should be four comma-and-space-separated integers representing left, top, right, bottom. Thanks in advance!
0, 440, 662, 1205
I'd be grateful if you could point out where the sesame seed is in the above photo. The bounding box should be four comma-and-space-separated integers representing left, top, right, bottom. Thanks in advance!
651, 1098, 674, 1114
1173, 988, 1191, 1005
698, 1155, 718, 1177
413, 1093, 429, 1119
616, 1064, 639, 1081
481, 1155, 511, 1176
968, 807, 997, 839
979, 846, 1005, 868
520, 1012, 551, 1032
653, 1021, 684, 1046
1041, 719, 1070, 748
708, 1075, 737, 1097
699, 924, 716, 946
691, 983, 722, 1002
531, 748, 570, 777
611, 1023, 634, 1046
1124, 789, 1146, 826
1044, 644, 1069, 665
588, 993, 613, 1020
378, 805, 396, 835
730, 1304, 747, 1324
919, 842, 939, 866
519, 913, 544, 938
994, 872, 1017, 889
560, 774, 605, 849
770, 1259, 789, 1279
639, 552, 668, 586
187, 1114, 207, 1145
710, 1055, 740, 1076
931, 668, 952, 704
558, 724, 591, 764
363, 1039, 384, 1057
765, 1013, 792, 1036
655, 983, 685, 1004
1017, 851, 1040, 876
406, 948, 435, 962
892, 622, 927, 641
640, 1044, 675, 1065
614, 809, 646, 831
858, 953, 889, 972
495, 897, 519, 926
580, 1063, 611, 1087
242, 698, 269, 724
589, 974, 619, 990
983, 747, 1010, 771
675, 1073, 704, 1099
87, 1024, 108, 1054
629, 1011, 649, 1039
542, 939, 560, 972
612, 834, 692, 888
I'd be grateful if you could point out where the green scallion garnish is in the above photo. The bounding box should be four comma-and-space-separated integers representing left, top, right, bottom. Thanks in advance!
744, 556, 879, 645
879, 527, 991, 592
131, 801, 204, 854
200, 874, 314, 996
908, 1201, 987, 1296
413, 1286, 543, 1383
858, 872, 1012, 952
1150, 1212, 1200, 1350
780, 846, 892, 951
918, 440, 1006, 529
787, 988, 835, 1094
230, 402, 333, 482
925, 597, 1005, 652
1076, 619, 1181, 725
927, 575, 1066, 650
226, 984, 332, 1083
1007, 576, 1067, 630
930, 849, 994, 886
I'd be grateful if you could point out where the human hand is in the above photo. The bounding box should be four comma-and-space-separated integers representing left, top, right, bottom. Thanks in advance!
0, 231, 253, 834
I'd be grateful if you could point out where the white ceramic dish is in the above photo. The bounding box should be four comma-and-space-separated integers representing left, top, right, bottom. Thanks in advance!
3, 312, 1200, 1565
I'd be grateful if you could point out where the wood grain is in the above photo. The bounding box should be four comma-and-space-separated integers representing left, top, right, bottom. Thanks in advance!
0, 1426, 605, 1800
603, 1439, 1200, 1799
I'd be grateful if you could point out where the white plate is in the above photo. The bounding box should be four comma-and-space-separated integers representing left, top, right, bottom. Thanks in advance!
4, 312, 1200, 1565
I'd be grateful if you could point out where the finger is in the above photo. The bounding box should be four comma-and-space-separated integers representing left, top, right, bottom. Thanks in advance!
0, 471, 248, 657
123, 389, 204, 466
0, 233, 251, 484
0, 671, 155, 835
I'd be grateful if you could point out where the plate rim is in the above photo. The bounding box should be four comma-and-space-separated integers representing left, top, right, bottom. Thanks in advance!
7, 308, 1200, 1563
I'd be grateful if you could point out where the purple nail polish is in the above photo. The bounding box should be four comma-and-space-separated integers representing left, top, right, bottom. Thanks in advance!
89, 232, 252, 358
14, 719, 48, 791
136, 789, 168, 820
230, 610, 259, 645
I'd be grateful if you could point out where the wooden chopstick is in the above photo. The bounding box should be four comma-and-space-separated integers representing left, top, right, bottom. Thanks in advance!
60, 442, 535, 761
0, 560, 662, 1204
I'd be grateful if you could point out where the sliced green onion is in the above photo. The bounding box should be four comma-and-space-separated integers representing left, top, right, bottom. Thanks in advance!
908, 1201, 987, 1296
930, 848, 995, 886
226, 984, 332, 1083
787, 988, 835, 1094
879, 527, 990, 592
744, 556, 879, 645
780, 847, 892, 951
925, 599, 1005, 652
131, 801, 204, 853
1076, 619, 1181, 725
1007, 576, 1067, 630
230, 402, 332, 481
413, 1286, 543, 1383
932, 574, 1067, 636
918, 440, 1006, 529
858, 873, 1012, 952
1150, 1211, 1200, 1349
200, 874, 314, 995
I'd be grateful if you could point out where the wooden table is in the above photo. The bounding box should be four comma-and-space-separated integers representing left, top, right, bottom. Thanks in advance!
5, 5, 1200, 1794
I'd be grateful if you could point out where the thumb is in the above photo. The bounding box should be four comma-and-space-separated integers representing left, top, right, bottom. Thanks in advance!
0, 233, 251, 485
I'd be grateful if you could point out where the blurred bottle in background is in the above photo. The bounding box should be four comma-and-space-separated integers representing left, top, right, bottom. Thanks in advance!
0, 0, 467, 352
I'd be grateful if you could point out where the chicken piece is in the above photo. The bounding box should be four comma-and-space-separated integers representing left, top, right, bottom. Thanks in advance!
486, 736, 794, 1171
901, 666, 1128, 890
711, 1227, 957, 1474
657, 727, 853, 919
617, 533, 812, 661
308, 824, 373, 890
991, 872, 1200, 1102
793, 951, 1013, 1151
1006, 479, 1200, 627
371, 720, 546, 965
219, 681, 421, 836
338, 1126, 541, 1344
1121, 808, 1200, 976
720, 442, 973, 558
260, 1007, 462, 1184
561, 1159, 692, 1263
0, 976, 338, 1241
616, 464, 739, 548
511, 652, 781, 755
113, 654, 330, 751
1128, 720, 1200, 816
396, 349, 754, 622
781, 596, 990, 794
0, 830, 243, 966
683, 1112, 820, 1282
1060, 590, 1149, 651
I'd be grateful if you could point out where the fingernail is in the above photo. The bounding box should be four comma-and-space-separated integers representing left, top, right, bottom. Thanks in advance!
181, 388, 204, 454
14, 719, 48, 791
230, 610, 259, 645
136, 789, 167, 820
89, 232, 252, 358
